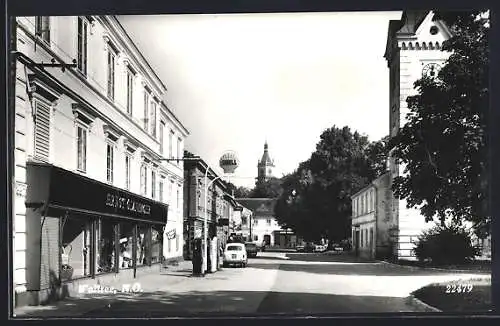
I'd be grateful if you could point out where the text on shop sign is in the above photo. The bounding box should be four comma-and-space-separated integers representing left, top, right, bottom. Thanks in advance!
105, 193, 151, 215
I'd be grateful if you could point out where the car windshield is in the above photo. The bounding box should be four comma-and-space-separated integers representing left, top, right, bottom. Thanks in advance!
227, 245, 243, 251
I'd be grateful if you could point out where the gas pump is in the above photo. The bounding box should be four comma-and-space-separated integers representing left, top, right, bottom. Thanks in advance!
192, 238, 204, 277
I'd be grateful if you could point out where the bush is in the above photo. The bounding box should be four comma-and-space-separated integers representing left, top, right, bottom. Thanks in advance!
413, 223, 480, 265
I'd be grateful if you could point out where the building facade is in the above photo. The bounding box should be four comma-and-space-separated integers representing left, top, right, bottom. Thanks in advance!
384, 10, 491, 260
256, 141, 275, 185
384, 10, 452, 260
183, 157, 235, 259
11, 16, 188, 307
236, 198, 296, 248
351, 173, 393, 259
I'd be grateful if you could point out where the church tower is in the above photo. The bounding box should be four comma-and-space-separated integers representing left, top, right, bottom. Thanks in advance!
256, 141, 275, 185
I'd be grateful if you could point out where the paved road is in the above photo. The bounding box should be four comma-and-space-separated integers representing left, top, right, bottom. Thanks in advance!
15, 252, 488, 317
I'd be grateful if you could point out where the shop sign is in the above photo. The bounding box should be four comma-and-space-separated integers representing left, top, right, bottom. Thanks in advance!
105, 193, 151, 215
166, 229, 176, 240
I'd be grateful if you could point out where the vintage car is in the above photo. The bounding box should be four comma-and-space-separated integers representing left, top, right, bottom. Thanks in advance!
223, 243, 248, 268
244, 242, 258, 258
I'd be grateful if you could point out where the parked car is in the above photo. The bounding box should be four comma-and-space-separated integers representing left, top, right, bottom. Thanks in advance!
223, 243, 247, 268
304, 242, 315, 253
314, 244, 327, 252
245, 242, 258, 258
295, 244, 305, 252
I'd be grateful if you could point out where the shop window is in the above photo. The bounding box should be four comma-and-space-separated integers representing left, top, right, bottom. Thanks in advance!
136, 224, 151, 267
119, 222, 135, 270
151, 225, 163, 264
60, 214, 92, 281
95, 218, 117, 274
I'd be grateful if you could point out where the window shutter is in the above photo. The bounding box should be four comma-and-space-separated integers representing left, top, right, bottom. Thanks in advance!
34, 102, 51, 161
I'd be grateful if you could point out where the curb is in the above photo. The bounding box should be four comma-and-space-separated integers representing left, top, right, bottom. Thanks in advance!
378, 260, 491, 274
405, 295, 442, 312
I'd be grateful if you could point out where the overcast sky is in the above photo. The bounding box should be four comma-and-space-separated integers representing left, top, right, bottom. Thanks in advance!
118, 11, 402, 188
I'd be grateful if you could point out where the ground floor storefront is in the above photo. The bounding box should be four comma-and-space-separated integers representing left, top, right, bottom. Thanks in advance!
17, 162, 170, 307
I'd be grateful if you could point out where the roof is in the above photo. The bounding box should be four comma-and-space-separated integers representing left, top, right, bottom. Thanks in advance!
350, 172, 391, 199
384, 10, 431, 64
259, 142, 274, 166
236, 198, 277, 215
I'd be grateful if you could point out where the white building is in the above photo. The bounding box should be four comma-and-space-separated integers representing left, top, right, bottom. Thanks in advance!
384, 10, 452, 260
384, 10, 491, 260
11, 16, 189, 307
236, 198, 297, 248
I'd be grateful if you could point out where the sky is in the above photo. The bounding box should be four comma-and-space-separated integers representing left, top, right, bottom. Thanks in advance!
118, 11, 402, 188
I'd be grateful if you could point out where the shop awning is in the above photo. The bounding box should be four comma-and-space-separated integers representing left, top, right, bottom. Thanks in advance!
25, 162, 169, 225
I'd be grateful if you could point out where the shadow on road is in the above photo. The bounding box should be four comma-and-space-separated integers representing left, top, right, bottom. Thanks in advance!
15, 290, 454, 317
247, 261, 475, 276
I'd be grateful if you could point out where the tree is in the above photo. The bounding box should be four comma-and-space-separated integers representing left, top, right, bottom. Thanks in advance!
250, 177, 283, 198
366, 136, 390, 179
221, 180, 252, 198
274, 126, 382, 242
389, 11, 489, 236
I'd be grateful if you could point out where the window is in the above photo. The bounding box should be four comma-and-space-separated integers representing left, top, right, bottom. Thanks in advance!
107, 47, 116, 100
360, 229, 364, 247
159, 121, 165, 155
242, 216, 247, 225
140, 164, 147, 196
125, 155, 131, 190
76, 125, 87, 172
106, 143, 114, 184
253, 235, 258, 241
143, 91, 149, 131
168, 181, 173, 204
177, 137, 182, 164
253, 219, 258, 226
149, 101, 157, 137
151, 171, 156, 199
126, 68, 134, 115
266, 219, 271, 226
77, 17, 88, 75
159, 180, 164, 203
137, 224, 151, 267
35, 16, 50, 44
169, 130, 174, 158
119, 222, 134, 270
33, 101, 51, 161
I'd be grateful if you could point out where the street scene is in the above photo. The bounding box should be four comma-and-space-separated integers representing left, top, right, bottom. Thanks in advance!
14, 251, 490, 317
8, 8, 492, 318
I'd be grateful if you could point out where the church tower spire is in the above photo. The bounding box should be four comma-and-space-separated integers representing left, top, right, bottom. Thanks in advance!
256, 140, 275, 185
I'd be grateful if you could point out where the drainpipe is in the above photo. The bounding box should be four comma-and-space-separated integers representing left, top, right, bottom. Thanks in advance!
372, 182, 379, 260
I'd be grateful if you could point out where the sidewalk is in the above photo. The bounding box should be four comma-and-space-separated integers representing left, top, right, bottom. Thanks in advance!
13, 260, 194, 318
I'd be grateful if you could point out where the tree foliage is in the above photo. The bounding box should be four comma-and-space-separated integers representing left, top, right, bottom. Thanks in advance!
274, 126, 388, 242
250, 177, 283, 198
389, 10, 489, 236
